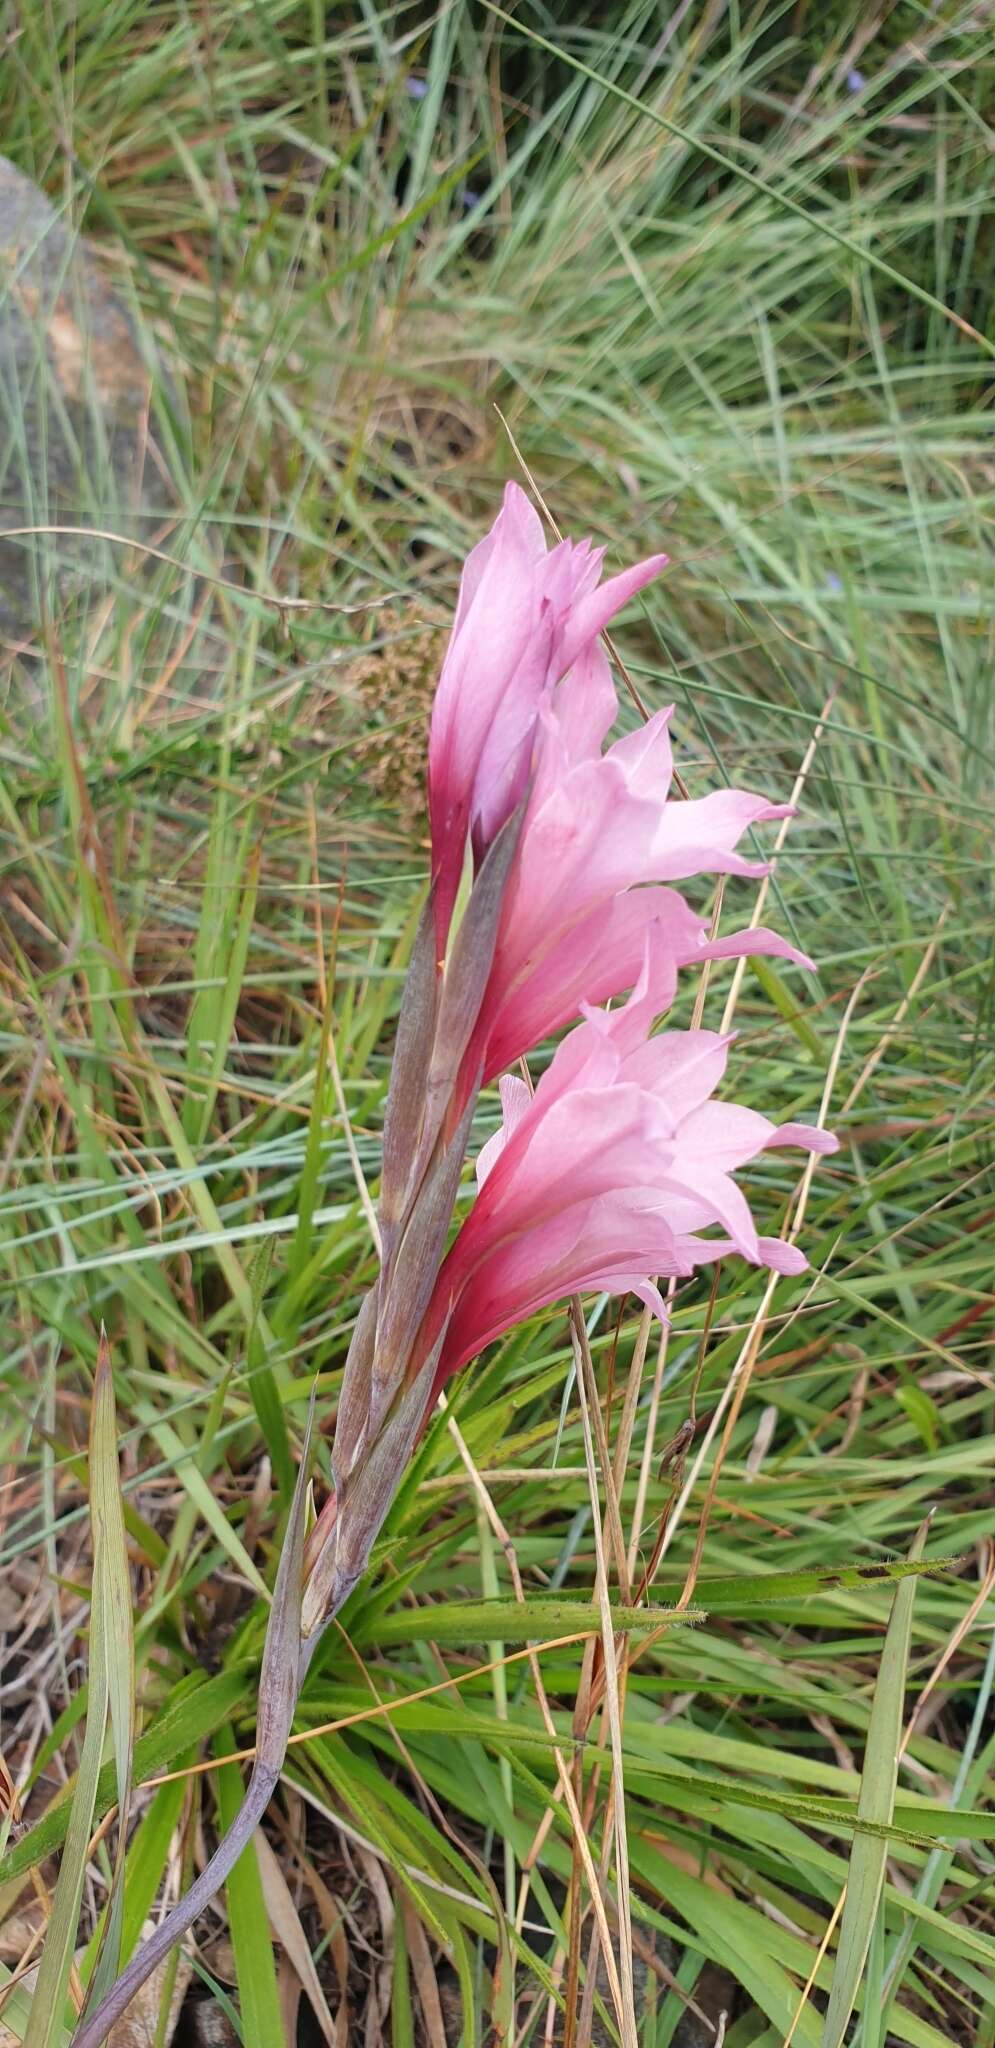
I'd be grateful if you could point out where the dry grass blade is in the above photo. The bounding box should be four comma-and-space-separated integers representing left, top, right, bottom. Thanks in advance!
571, 1315, 637, 2047
254, 1821, 339, 2045
400, 1897, 448, 2048
839, 906, 950, 1116
441, 1408, 627, 2031
719, 685, 838, 1036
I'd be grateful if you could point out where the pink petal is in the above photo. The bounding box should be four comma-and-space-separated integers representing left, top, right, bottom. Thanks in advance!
478, 887, 691, 1084
607, 704, 675, 792
451, 484, 545, 637
496, 757, 663, 966
656, 1164, 764, 1263
558, 552, 669, 671
673, 1100, 776, 1171
472, 1083, 676, 1240
513, 1006, 623, 1123
759, 1237, 810, 1275
475, 1075, 532, 1187
472, 905, 815, 1097
693, 925, 815, 974
684, 1234, 810, 1277
468, 631, 555, 853
765, 1121, 839, 1155
434, 1196, 679, 1382
619, 1027, 733, 1111
650, 790, 793, 880
429, 495, 552, 942
670, 1102, 836, 1175
428, 498, 669, 954
548, 642, 619, 767
493, 736, 785, 986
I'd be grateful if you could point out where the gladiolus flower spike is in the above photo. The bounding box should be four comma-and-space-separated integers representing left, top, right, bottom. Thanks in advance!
310, 483, 836, 1630
74, 487, 837, 2048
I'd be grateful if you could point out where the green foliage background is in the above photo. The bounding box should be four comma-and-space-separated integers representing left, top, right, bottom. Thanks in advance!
1, 4, 993, 2044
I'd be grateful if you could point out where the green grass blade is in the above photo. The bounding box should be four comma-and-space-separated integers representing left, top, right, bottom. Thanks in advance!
21, 1351, 117, 2046
215, 1728, 285, 2048
820, 1517, 932, 2048
78, 1331, 136, 2011
362, 1596, 701, 1647
482, 3, 995, 360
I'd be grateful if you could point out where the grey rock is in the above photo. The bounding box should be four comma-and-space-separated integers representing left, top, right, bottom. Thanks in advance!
0, 156, 172, 648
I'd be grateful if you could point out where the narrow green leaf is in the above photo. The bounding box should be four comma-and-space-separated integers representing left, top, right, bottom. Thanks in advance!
131, 1398, 269, 1599
820, 1517, 932, 2048
80, 1331, 136, 2010
896, 1386, 940, 1454
22, 1346, 120, 2047
0, 1962, 35, 2041
640, 1559, 947, 1617
119, 1775, 191, 1967
391, 1902, 415, 2048
363, 1595, 712, 1647
190, 842, 260, 1146
215, 1727, 284, 2048
748, 955, 823, 1059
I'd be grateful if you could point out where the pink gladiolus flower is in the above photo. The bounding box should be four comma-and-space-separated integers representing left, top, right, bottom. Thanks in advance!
451, 639, 811, 1110
428, 483, 667, 952
418, 938, 837, 1406
313, 492, 839, 1628
80, 486, 842, 2048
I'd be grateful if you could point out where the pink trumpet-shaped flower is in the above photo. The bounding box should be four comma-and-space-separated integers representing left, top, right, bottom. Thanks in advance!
419, 936, 837, 1403
428, 483, 667, 952
76, 487, 838, 2048
452, 639, 810, 1107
